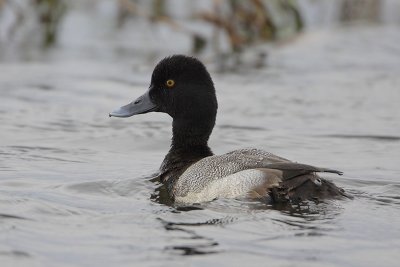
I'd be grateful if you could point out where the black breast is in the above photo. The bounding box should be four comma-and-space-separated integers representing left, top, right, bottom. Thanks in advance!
159, 145, 213, 197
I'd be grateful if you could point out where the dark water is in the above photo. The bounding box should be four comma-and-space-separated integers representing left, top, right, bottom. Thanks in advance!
1, 26, 400, 266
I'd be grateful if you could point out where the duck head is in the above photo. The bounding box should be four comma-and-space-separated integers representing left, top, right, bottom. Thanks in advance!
110, 55, 218, 148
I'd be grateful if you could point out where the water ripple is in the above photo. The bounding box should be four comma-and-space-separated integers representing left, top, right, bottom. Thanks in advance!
0, 213, 30, 220
318, 134, 400, 141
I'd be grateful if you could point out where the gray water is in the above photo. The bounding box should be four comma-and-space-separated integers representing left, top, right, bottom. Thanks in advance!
1, 25, 400, 266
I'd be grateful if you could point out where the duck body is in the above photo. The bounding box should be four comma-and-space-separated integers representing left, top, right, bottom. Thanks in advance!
160, 148, 346, 204
110, 55, 348, 204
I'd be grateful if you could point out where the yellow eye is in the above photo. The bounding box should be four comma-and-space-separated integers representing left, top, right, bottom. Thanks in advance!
166, 79, 175, 88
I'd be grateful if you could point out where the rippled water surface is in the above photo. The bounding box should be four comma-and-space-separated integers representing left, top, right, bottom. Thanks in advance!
1, 26, 400, 266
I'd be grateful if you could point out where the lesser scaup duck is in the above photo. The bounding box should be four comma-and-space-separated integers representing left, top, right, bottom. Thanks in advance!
110, 55, 348, 204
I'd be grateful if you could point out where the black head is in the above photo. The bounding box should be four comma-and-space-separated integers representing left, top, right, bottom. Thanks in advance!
148, 55, 217, 119
110, 55, 218, 148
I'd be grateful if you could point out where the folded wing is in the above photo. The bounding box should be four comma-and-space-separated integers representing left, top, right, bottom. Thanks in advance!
174, 148, 347, 203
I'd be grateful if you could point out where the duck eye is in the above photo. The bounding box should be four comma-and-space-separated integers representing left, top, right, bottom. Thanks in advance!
166, 79, 175, 88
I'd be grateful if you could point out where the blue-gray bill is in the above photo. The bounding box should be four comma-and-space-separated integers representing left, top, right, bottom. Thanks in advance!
109, 90, 157, 118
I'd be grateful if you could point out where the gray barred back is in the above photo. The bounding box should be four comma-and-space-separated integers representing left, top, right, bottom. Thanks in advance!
174, 148, 290, 197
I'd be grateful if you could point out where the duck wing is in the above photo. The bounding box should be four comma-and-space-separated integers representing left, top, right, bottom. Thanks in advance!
174, 148, 346, 203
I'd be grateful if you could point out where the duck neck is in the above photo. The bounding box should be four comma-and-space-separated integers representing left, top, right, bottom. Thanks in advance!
160, 116, 215, 178
171, 117, 214, 150
169, 116, 214, 161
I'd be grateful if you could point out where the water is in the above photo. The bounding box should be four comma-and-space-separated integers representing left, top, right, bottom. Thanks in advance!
1, 25, 400, 266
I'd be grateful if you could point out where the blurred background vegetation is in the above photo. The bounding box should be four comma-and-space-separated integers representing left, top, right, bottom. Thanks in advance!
0, 0, 398, 68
